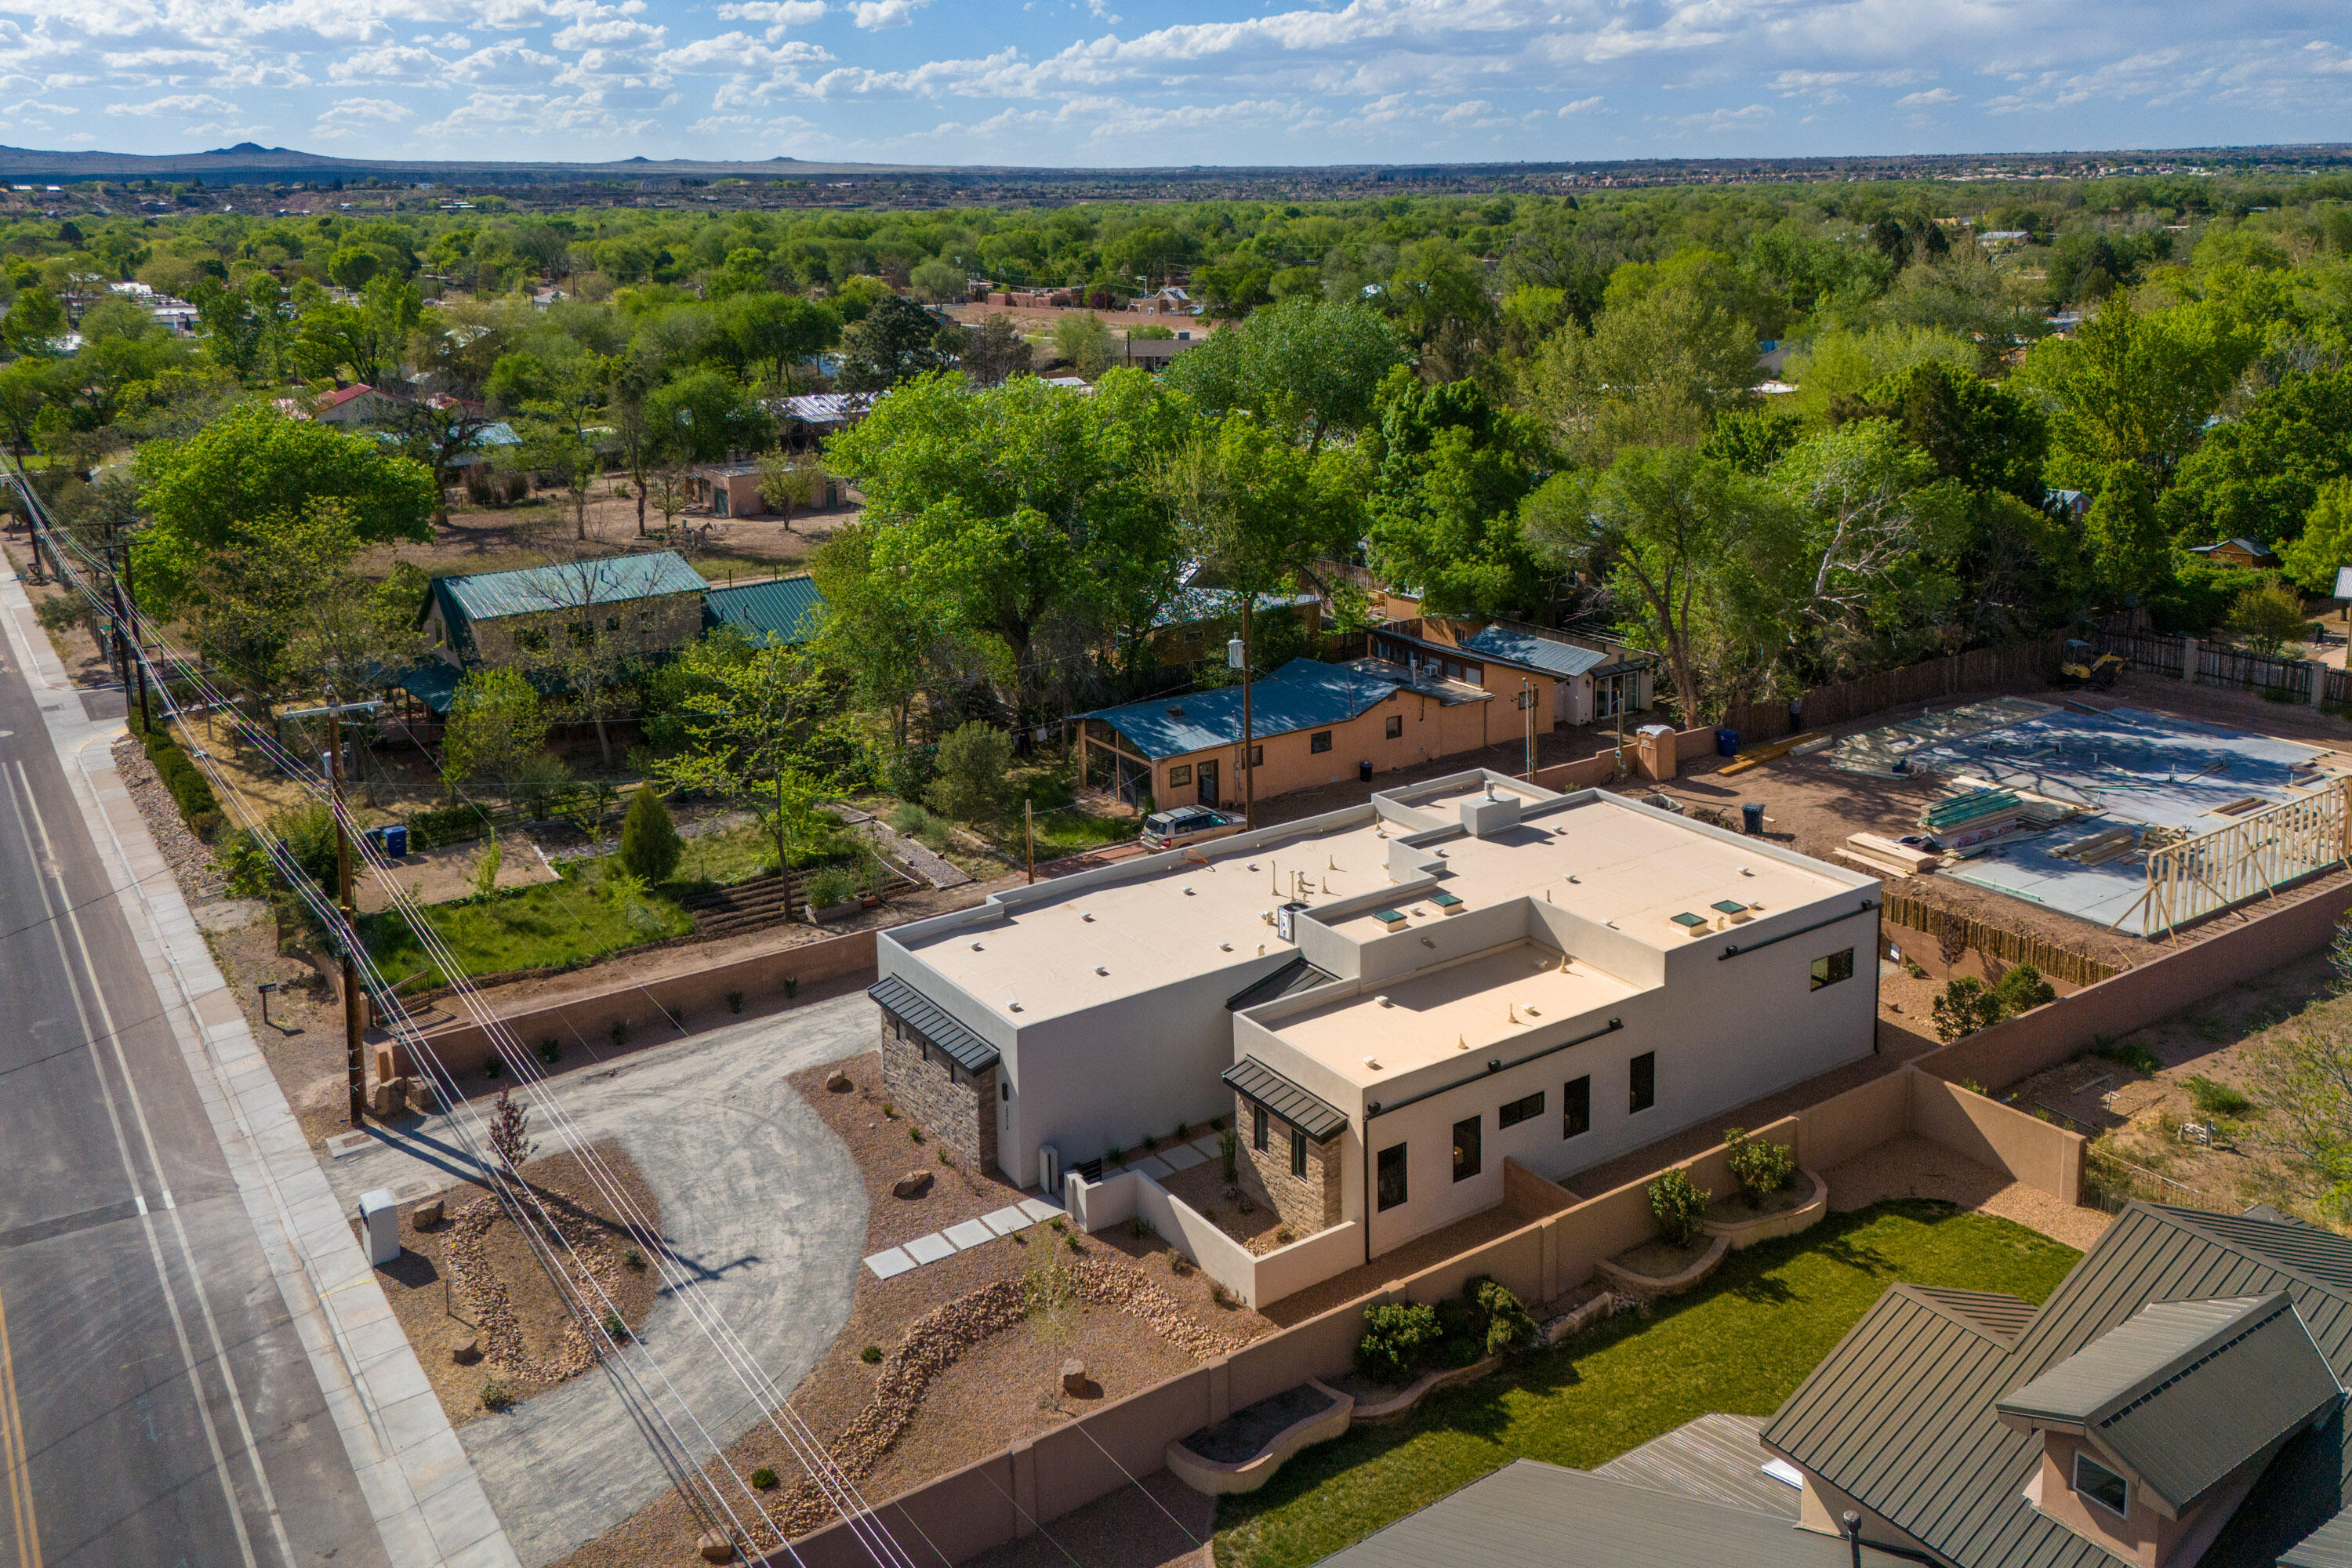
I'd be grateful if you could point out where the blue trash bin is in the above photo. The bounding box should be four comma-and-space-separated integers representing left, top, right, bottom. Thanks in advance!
384, 823, 409, 858
1741, 802, 1765, 836
1716, 728, 1739, 758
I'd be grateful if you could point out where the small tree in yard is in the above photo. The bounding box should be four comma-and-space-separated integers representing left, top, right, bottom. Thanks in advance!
755, 452, 825, 532
2254, 1023, 2352, 1218
1024, 1238, 1080, 1409
1933, 977, 2005, 1043
488, 1088, 535, 1174
619, 788, 683, 884
926, 721, 1012, 824
441, 668, 555, 802
1647, 1169, 1709, 1247
2229, 577, 2309, 658
1722, 1127, 1797, 1210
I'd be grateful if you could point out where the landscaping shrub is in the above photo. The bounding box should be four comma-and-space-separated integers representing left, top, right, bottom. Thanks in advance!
2185, 1075, 2253, 1119
1356, 1302, 1442, 1385
925, 721, 1013, 823
806, 865, 857, 907
619, 788, 683, 883
1932, 977, 2005, 1043
481, 1381, 513, 1411
1723, 1127, 1797, 1210
1465, 1275, 1538, 1357
34, 596, 83, 633
888, 801, 934, 838
750, 1467, 779, 1490
859, 1345, 883, 1364
1647, 1169, 1710, 1248
2090, 1036, 2162, 1075
130, 713, 223, 840
1991, 964, 2056, 1015
405, 802, 496, 850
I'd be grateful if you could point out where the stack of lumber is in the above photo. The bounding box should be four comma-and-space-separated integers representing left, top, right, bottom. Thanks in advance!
1920, 787, 2026, 849
1838, 832, 1942, 877
2056, 823, 2140, 866
1719, 731, 1826, 776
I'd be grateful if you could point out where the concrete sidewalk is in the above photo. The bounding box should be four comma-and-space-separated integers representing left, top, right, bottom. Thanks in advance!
321, 994, 875, 1566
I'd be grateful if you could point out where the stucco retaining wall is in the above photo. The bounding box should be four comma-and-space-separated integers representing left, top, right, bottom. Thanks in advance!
397, 927, 877, 1079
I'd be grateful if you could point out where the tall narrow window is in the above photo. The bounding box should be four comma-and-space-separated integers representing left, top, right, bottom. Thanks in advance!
1252, 1103, 1269, 1152
1452, 1116, 1482, 1181
1629, 1052, 1656, 1114
1563, 1076, 1591, 1138
1290, 1129, 1307, 1178
1377, 1143, 1408, 1210
1385, 714, 1403, 739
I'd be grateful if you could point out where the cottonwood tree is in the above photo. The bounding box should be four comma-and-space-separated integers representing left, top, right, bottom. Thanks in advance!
1163, 297, 1405, 452
2016, 293, 2256, 489
440, 668, 557, 802
650, 634, 831, 886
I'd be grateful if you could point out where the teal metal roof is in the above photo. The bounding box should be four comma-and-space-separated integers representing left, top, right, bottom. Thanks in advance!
1459, 622, 1611, 677
393, 661, 465, 715
704, 575, 828, 645
1080, 659, 1445, 761
434, 551, 706, 623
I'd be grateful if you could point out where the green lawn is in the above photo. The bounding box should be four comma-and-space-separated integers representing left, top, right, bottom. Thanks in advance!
364, 860, 695, 987
670, 819, 857, 886
1212, 1202, 2080, 1568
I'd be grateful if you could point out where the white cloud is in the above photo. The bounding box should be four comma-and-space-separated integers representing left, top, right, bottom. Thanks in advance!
313, 93, 409, 136
328, 42, 448, 82
105, 91, 241, 115
714, 1, 825, 25
1556, 94, 1602, 114
849, 0, 925, 30
1897, 86, 1959, 105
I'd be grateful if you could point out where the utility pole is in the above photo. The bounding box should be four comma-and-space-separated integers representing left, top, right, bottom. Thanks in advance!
122, 536, 151, 735
102, 514, 129, 695
1237, 599, 1255, 829
328, 688, 366, 1128
1522, 678, 1536, 782
1025, 798, 1035, 884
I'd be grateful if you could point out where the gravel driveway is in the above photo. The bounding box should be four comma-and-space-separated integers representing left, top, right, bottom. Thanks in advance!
320, 993, 877, 1565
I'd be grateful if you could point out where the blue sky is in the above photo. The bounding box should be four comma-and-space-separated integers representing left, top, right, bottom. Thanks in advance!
1, 0, 2348, 167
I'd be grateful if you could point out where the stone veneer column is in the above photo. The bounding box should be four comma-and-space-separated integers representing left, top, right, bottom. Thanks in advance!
1234, 1093, 1343, 1236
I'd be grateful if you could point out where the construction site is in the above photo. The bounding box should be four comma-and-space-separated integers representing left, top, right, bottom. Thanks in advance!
1650, 681, 2352, 957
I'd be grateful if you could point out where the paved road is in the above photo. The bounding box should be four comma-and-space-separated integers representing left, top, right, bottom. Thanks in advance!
321, 996, 872, 1565
0, 616, 390, 1564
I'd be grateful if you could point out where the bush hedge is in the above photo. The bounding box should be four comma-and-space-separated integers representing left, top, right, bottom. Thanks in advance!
129, 712, 223, 840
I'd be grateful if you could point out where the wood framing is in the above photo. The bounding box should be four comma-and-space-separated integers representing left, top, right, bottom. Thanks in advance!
2142, 778, 2352, 936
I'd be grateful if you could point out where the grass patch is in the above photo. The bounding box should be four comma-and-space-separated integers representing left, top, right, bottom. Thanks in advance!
363, 860, 694, 986
2184, 1075, 2255, 1119
1210, 1201, 2078, 1568
666, 819, 855, 887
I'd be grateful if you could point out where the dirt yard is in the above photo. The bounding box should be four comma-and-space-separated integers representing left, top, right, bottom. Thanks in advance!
350, 488, 862, 588
372, 1139, 662, 1427
2006, 947, 2339, 1221
552, 1051, 1274, 1568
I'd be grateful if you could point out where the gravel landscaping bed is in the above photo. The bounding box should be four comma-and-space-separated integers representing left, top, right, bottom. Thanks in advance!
375, 1139, 662, 1428
1182, 1385, 1336, 1464
113, 734, 224, 902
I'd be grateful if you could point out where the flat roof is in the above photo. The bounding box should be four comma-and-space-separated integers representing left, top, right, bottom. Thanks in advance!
1327, 795, 1852, 948
898, 815, 1399, 1024
1270, 940, 1640, 1091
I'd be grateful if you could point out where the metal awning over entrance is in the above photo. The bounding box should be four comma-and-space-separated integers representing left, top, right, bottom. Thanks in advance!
1221, 1056, 1349, 1142
868, 975, 1001, 1073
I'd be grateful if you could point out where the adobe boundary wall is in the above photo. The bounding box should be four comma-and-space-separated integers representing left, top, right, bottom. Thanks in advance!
768, 1063, 2077, 1568
1915, 877, 2352, 1093
393, 927, 878, 1079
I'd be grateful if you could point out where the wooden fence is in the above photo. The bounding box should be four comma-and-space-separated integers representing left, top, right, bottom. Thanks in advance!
1719, 635, 2069, 743
2099, 628, 2329, 702
2099, 630, 2185, 678
2201, 641, 2312, 698
1880, 891, 2122, 987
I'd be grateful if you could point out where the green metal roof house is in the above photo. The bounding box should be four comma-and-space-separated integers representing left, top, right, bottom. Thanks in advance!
402, 551, 713, 712
1319, 1201, 2352, 1568
702, 575, 828, 646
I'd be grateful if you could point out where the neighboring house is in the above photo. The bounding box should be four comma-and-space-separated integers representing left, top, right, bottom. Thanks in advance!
1980, 230, 2034, 249
445, 421, 521, 470
2049, 489, 2093, 522
1373, 617, 1657, 728
702, 575, 827, 647
282, 383, 408, 426
873, 768, 1881, 1258
1076, 656, 1504, 810
688, 462, 841, 518
1325, 1199, 2352, 1568
1119, 335, 1200, 368
771, 392, 878, 440
2190, 539, 2282, 570
413, 551, 712, 674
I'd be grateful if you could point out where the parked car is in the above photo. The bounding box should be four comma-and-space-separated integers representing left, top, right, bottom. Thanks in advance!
1140, 805, 1233, 851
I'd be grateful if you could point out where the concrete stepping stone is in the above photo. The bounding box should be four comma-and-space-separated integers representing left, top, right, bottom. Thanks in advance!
864, 1247, 916, 1280
1189, 1134, 1225, 1160
905, 1232, 956, 1265
944, 1218, 995, 1250
1016, 1196, 1064, 1222
1160, 1145, 1206, 1171
1129, 1154, 1174, 1180
982, 1205, 1033, 1235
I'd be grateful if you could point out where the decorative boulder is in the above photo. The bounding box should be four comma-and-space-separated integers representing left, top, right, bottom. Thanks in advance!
412, 1197, 445, 1229
1062, 1359, 1090, 1397
697, 1530, 738, 1563
826, 1072, 854, 1093
449, 1336, 481, 1366
892, 1170, 934, 1200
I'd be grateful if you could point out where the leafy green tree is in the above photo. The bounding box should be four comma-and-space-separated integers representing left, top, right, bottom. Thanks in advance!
1163, 298, 1404, 452
650, 635, 830, 882
2282, 480, 2352, 595
2085, 465, 2171, 603
1051, 311, 1118, 378
2227, 577, 2309, 656
1779, 325, 1975, 426
132, 403, 436, 609
962, 314, 1034, 387
1523, 277, 1759, 464
1700, 407, 1802, 477
837, 296, 960, 391
809, 522, 951, 755
2016, 294, 2256, 488
723, 291, 839, 389
619, 787, 683, 883
1362, 373, 1554, 615
440, 668, 555, 801
909, 256, 967, 303
2, 285, 69, 357
645, 368, 771, 463
1865, 361, 2048, 502
927, 721, 1013, 822
2159, 368, 2352, 551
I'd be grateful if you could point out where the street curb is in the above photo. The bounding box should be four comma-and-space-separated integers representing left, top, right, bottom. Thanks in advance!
0, 564, 520, 1568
